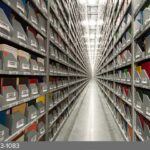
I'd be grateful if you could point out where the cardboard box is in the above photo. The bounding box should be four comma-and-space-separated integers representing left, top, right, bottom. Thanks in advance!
12, 103, 27, 115
0, 44, 18, 71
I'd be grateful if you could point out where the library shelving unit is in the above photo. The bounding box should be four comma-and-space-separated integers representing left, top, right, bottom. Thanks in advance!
0, 0, 89, 142
96, 0, 150, 142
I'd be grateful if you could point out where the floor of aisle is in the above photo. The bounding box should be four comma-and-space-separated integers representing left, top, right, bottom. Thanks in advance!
56, 80, 124, 141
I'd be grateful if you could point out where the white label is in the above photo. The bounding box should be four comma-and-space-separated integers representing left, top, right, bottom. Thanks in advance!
31, 113, 37, 119
31, 40, 37, 48
0, 20, 10, 32
136, 79, 140, 83
42, 88, 47, 92
136, 102, 141, 109
31, 16, 37, 25
22, 63, 30, 70
40, 108, 45, 113
42, 5, 47, 13
41, 26, 46, 33
32, 88, 38, 95
17, 32, 26, 41
7, 60, 17, 68
21, 90, 29, 98
0, 130, 4, 141
31, 135, 37, 142
142, 79, 148, 84
16, 119, 24, 129
146, 107, 150, 116
39, 67, 44, 72
40, 127, 45, 134
6, 92, 16, 102
16, 2, 25, 14
33, 65, 38, 71
40, 47, 45, 52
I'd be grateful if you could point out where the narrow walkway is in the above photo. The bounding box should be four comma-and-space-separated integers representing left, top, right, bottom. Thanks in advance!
56, 80, 124, 141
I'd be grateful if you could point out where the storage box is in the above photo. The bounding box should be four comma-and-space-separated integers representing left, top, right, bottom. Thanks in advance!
18, 50, 30, 72
0, 8, 13, 37
26, 105, 38, 122
143, 7, 150, 25
6, 112, 26, 134
30, 59, 39, 73
32, 0, 40, 7
27, 2, 38, 26
0, 124, 9, 141
37, 13, 46, 33
12, 0, 26, 16
37, 58, 45, 72
27, 27, 38, 49
29, 83, 38, 96
38, 82, 47, 94
0, 44, 18, 71
49, 114, 54, 125
1, 86, 18, 105
36, 34, 46, 53
11, 18, 28, 44
25, 131, 38, 142
36, 102, 45, 115
38, 122, 45, 135
18, 84, 29, 100
41, 0, 47, 14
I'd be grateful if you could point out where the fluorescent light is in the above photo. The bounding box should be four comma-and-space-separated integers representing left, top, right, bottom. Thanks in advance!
88, 0, 98, 5
82, 19, 97, 26
79, 0, 87, 5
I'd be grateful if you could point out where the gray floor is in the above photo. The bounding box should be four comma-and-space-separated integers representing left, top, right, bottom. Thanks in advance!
56, 80, 124, 141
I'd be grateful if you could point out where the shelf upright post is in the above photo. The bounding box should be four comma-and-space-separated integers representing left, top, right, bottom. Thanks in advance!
131, 0, 135, 142
67, 0, 71, 114
45, 0, 50, 141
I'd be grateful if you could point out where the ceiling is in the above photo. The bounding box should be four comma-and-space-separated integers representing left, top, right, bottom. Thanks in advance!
78, 0, 107, 73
